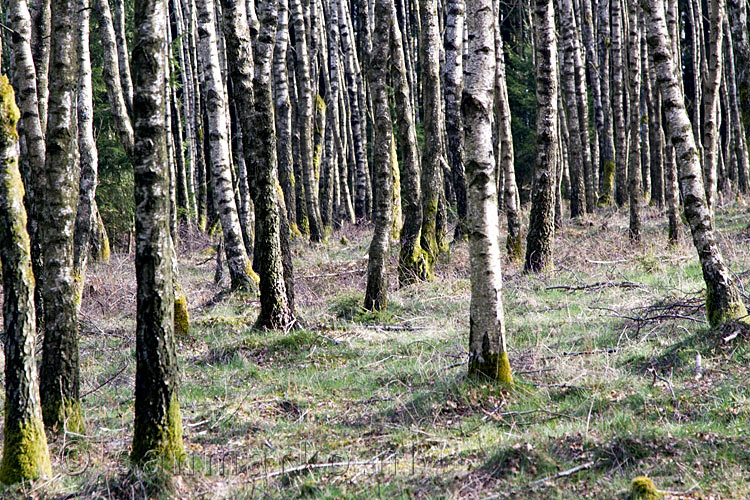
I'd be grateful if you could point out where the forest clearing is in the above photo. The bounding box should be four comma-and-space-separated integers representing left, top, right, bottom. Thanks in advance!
1, 205, 748, 499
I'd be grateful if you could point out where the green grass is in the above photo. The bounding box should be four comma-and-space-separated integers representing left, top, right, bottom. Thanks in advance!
6, 205, 750, 498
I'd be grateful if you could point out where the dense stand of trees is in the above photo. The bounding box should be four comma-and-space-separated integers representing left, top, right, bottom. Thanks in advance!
1, 0, 750, 484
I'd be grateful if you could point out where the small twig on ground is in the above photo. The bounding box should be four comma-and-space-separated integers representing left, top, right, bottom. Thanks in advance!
302, 268, 366, 279
546, 281, 642, 292
360, 325, 428, 331
528, 461, 595, 486
649, 368, 677, 403
81, 364, 128, 398
540, 348, 618, 359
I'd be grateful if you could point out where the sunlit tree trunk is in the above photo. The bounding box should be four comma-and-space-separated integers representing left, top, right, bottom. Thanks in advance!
465, 0, 511, 384
702, 0, 725, 213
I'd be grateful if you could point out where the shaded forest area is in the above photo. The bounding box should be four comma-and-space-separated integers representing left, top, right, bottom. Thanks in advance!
1, 0, 750, 496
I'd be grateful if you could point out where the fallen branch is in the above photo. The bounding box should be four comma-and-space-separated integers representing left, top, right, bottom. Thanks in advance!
244, 456, 393, 483
81, 364, 128, 398
540, 348, 618, 359
302, 268, 366, 279
528, 461, 594, 486
546, 281, 642, 292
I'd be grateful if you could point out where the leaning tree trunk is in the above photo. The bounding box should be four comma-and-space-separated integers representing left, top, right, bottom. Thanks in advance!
628, 0, 642, 242
197, 0, 256, 290
524, 0, 558, 273
391, 2, 430, 285
702, 0, 725, 214
130, 0, 185, 464
444, 0, 467, 239
364, 0, 394, 311
0, 76, 52, 485
494, 11, 522, 260
112, 0, 133, 113
647, 0, 747, 326
464, 0, 511, 384
38, 0, 84, 434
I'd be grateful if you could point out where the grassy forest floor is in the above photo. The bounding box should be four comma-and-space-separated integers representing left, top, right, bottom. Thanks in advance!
5, 202, 750, 499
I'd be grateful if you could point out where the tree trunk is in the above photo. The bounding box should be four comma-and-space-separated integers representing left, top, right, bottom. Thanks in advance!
291, 0, 325, 240
339, 0, 370, 221
364, 0, 394, 311
560, 0, 586, 219
39, 0, 84, 433
29, 0, 51, 132
419, 0, 448, 265
724, 19, 750, 192
444, 0, 467, 239
94, 0, 135, 155
611, 0, 627, 207
8, 0, 47, 337
646, 0, 747, 327
73, 0, 99, 307
223, 0, 295, 329
524, 0, 558, 273
628, 0, 642, 242
702, 0, 725, 213
494, 10, 522, 260
464, 0, 511, 384
196, 0, 256, 289
273, 0, 300, 230
112, 0, 134, 113
131, 0, 185, 464
391, 3, 430, 285
597, 0, 616, 205
0, 76, 52, 485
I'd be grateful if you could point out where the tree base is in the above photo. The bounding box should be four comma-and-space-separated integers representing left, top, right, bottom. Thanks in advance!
42, 397, 85, 435
131, 394, 185, 466
398, 244, 433, 286
468, 351, 513, 386
174, 290, 190, 337
0, 418, 51, 484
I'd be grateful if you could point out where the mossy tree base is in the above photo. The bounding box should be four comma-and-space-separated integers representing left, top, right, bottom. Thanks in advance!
506, 235, 523, 261
398, 244, 433, 286
0, 419, 52, 484
131, 394, 185, 466
42, 397, 85, 435
468, 351, 513, 386
174, 290, 190, 337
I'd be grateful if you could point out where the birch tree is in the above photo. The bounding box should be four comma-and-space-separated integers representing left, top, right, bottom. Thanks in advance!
524, 0, 558, 273
130, 0, 185, 463
465, 0, 511, 384
0, 76, 52, 484
38, 0, 84, 433
197, 0, 257, 289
